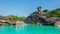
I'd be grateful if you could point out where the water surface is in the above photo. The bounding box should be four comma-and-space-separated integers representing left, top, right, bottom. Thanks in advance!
0, 25, 60, 34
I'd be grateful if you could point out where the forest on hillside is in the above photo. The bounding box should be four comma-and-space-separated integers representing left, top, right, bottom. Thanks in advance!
43, 8, 60, 18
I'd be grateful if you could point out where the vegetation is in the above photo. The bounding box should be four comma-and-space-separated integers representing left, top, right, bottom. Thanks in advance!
43, 8, 60, 18
0, 15, 25, 22
0, 8, 60, 22
43, 9, 48, 12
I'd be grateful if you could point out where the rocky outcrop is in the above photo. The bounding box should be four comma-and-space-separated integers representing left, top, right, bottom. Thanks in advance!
25, 12, 41, 24
16, 21, 26, 26
0, 20, 26, 25
46, 17, 60, 26
25, 6, 52, 25
54, 21, 60, 27
24, 11, 55, 25
0, 20, 11, 25
24, 7, 60, 27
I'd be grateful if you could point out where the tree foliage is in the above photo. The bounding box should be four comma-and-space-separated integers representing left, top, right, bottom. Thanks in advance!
43, 9, 48, 12
0, 15, 25, 22
46, 8, 60, 18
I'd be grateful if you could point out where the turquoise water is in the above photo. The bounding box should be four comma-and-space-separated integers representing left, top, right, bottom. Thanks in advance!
0, 25, 60, 34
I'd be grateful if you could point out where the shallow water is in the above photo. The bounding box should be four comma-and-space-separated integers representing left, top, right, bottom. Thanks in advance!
0, 25, 60, 34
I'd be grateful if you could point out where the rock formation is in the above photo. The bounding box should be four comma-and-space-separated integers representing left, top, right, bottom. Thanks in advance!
0, 20, 25, 25
25, 6, 60, 27
25, 6, 49, 25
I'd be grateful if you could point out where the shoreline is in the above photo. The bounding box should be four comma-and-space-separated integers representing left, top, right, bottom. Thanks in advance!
0, 20, 27, 26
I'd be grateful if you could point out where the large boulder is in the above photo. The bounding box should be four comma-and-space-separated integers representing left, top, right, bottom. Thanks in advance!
24, 12, 58, 25
24, 12, 51, 25
25, 12, 41, 24
54, 21, 60, 27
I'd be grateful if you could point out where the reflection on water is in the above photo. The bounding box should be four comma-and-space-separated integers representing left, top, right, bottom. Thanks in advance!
15, 25, 25, 30
0, 25, 26, 31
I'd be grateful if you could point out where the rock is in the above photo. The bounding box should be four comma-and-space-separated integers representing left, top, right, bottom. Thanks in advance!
24, 11, 49, 25
24, 7, 58, 26
54, 21, 60, 27
25, 12, 40, 24
24, 6, 49, 25
0, 20, 26, 26
16, 21, 26, 26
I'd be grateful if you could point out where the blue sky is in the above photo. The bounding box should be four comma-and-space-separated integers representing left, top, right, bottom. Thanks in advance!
0, 0, 60, 17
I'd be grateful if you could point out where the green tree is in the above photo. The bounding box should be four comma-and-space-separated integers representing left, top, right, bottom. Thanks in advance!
46, 8, 60, 18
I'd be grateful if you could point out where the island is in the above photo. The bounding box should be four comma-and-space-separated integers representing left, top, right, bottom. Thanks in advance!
25, 6, 60, 27
0, 15, 26, 25
0, 6, 60, 27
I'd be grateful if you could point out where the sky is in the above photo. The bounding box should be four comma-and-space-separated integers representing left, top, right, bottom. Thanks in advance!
0, 0, 60, 17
